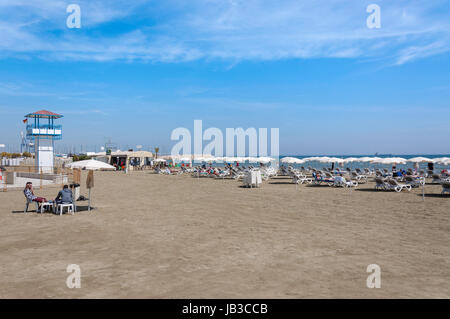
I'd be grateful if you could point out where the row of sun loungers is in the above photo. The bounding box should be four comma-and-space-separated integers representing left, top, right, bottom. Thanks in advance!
157, 164, 449, 195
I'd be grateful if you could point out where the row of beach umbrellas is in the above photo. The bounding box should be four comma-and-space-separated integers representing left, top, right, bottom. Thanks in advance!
169, 156, 275, 164
64, 157, 450, 170
280, 156, 450, 165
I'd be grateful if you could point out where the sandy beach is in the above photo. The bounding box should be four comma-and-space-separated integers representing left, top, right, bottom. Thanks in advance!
0, 171, 449, 298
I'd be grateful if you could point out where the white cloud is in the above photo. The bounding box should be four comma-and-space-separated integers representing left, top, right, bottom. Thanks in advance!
0, 0, 449, 64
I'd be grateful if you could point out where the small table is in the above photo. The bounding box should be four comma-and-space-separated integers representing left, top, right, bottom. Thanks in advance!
40, 202, 54, 214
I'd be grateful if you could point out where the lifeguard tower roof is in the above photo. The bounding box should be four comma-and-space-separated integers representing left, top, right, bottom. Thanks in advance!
25, 110, 63, 119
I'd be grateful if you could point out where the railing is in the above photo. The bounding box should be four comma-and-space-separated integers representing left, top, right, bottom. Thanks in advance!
26, 124, 62, 134
26, 124, 62, 139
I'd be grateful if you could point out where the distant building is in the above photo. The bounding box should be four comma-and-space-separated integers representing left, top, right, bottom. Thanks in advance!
94, 150, 154, 170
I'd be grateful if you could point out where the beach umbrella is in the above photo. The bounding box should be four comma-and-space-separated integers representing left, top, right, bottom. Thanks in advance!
407, 157, 432, 163
302, 157, 322, 162
256, 157, 274, 163
343, 157, 359, 163
280, 157, 304, 164
371, 157, 407, 165
359, 157, 380, 162
223, 157, 245, 162
281, 157, 299, 164
326, 157, 345, 164
317, 157, 331, 163
435, 158, 450, 165
66, 159, 115, 170
432, 157, 450, 164
153, 158, 166, 163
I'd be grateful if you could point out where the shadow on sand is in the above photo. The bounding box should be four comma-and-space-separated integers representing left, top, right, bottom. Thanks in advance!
269, 181, 294, 185
12, 205, 94, 214
355, 188, 386, 192
417, 193, 450, 198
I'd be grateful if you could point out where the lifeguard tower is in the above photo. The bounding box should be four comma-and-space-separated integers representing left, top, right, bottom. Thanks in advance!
25, 110, 63, 173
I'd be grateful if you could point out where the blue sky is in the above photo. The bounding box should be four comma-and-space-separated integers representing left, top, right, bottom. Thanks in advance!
0, 0, 449, 155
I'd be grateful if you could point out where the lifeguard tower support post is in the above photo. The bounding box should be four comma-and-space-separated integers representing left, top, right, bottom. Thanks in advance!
25, 110, 63, 173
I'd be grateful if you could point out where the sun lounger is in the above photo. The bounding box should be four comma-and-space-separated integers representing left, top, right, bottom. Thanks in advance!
375, 177, 388, 190
292, 173, 312, 185
432, 174, 442, 184
351, 171, 368, 183
387, 178, 412, 192
333, 176, 357, 188
404, 176, 425, 188
312, 172, 334, 186
442, 182, 450, 195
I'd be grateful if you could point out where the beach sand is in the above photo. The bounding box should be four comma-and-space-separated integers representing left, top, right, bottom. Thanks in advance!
0, 171, 449, 298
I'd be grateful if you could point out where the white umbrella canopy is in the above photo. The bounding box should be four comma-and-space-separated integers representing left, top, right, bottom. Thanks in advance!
434, 158, 450, 165
316, 156, 331, 163
343, 157, 359, 163
281, 157, 299, 164
256, 157, 274, 163
280, 157, 304, 164
371, 157, 407, 165
223, 157, 246, 162
302, 157, 322, 162
407, 157, 433, 163
66, 159, 115, 170
153, 158, 167, 163
359, 156, 380, 162
432, 157, 450, 164
326, 157, 345, 164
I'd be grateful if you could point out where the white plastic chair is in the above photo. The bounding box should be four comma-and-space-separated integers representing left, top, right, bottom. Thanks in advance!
56, 203, 74, 216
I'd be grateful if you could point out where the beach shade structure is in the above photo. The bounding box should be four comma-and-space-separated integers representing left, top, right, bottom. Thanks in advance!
434, 158, 450, 166
300, 157, 322, 162
407, 157, 433, 163
193, 156, 212, 162
325, 157, 345, 164
222, 157, 245, 163
153, 158, 167, 163
281, 157, 301, 164
343, 157, 359, 163
256, 157, 274, 164
66, 159, 115, 170
371, 157, 407, 165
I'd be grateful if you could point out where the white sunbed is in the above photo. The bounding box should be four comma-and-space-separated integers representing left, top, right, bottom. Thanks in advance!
442, 182, 450, 195
387, 178, 412, 192
375, 177, 388, 190
333, 176, 357, 188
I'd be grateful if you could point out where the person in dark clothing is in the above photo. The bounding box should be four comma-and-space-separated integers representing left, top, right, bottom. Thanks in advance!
55, 185, 73, 204
428, 162, 434, 171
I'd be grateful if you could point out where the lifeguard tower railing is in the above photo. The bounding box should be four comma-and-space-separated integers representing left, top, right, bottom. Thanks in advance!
26, 124, 62, 140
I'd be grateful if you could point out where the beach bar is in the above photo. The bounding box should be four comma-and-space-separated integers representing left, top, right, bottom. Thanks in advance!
95, 150, 153, 171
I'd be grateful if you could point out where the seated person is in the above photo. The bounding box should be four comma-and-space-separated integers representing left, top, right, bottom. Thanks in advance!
55, 185, 73, 205
23, 182, 47, 203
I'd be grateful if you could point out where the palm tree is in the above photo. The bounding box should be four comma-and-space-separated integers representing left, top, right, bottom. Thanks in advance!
154, 147, 159, 159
